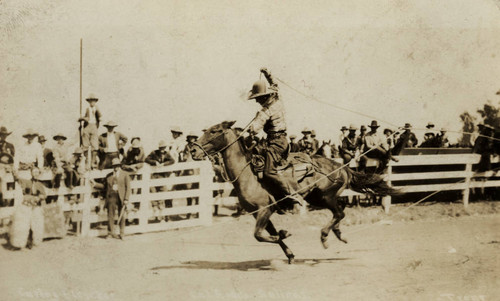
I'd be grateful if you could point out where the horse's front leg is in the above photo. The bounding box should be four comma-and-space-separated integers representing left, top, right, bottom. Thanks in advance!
253, 208, 279, 243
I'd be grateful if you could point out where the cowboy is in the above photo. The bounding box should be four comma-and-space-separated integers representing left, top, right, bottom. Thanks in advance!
67, 147, 87, 188
16, 129, 44, 173
310, 130, 320, 154
338, 126, 348, 150
146, 140, 175, 166
0, 126, 15, 157
52, 133, 71, 188
122, 137, 145, 172
473, 124, 495, 172
361, 120, 398, 173
80, 94, 103, 168
9, 166, 46, 249
91, 158, 131, 240
247, 67, 305, 206
289, 135, 300, 152
38, 135, 53, 168
340, 124, 358, 164
98, 121, 128, 169
420, 122, 437, 148
436, 128, 450, 148
182, 131, 199, 162
298, 127, 313, 153
383, 128, 395, 150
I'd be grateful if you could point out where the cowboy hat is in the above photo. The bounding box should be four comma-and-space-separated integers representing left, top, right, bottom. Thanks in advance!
131, 137, 141, 148
22, 128, 38, 138
368, 120, 380, 128
111, 158, 122, 167
383, 128, 394, 135
360, 125, 367, 131
340, 126, 348, 131
404, 123, 412, 129
289, 134, 297, 139
158, 140, 168, 148
73, 147, 84, 155
103, 120, 118, 127
0, 126, 11, 136
38, 135, 47, 142
186, 131, 198, 139
301, 127, 312, 134
53, 133, 67, 141
247, 80, 277, 100
426, 122, 435, 129
170, 126, 183, 134
348, 124, 358, 131
86, 93, 98, 102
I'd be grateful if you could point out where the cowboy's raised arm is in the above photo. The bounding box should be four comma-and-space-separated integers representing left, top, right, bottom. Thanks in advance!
260, 68, 278, 89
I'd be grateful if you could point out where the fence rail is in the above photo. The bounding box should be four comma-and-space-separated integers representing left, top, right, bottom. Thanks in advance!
1, 153, 499, 236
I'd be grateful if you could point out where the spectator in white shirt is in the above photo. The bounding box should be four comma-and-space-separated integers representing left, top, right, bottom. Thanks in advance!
16, 129, 44, 173
98, 121, 127, 169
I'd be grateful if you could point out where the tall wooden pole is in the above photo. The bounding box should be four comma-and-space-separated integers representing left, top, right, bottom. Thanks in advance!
79, 39, 83, 147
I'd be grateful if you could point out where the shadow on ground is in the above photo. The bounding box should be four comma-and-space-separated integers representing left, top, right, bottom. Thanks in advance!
151, 257, 351, 272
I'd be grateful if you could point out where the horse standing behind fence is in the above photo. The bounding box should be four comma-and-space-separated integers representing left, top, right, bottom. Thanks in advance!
192, 121, 398, 264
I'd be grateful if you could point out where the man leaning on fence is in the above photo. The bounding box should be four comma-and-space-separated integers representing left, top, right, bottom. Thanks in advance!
91, 158, 131, 240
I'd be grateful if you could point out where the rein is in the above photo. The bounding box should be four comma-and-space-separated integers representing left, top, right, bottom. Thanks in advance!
193, 129, 252, 184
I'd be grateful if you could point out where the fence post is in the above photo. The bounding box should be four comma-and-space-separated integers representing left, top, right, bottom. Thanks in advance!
198, 160, 214, 226
463, 162, 472, 208
138, 166, 151, 229
382, 163, 392, 214
80, 174, 92, 237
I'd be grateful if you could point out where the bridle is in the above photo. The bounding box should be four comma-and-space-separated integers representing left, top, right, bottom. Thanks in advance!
192, 128, 251, 183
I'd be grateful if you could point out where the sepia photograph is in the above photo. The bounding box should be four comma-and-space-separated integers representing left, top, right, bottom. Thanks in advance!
1, 0, 499, 300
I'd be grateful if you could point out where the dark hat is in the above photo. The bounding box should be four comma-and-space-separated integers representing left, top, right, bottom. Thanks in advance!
53, 133, 67, 141
383, 128, 394, 135
348, 124, 357, 131
103, 120, 118, 127
86, 93, 98, 102
38, 135, 47, 142
426, 122, 435, 129
0, 126, 12, 136
22, 128, 38, 138
368, 120, 380, 128
360, 125, 367, 131
0, 153, 14, 164
340, 126, 348, 131
404, 123, 412, 129
301, 127, 312, 134
289, 134, 297, 139
170, 126, 183, 134
111, 158, 122, 167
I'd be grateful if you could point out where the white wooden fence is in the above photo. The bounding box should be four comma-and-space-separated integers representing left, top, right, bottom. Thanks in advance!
0, 161, 215, 237
1, 154, 499, 236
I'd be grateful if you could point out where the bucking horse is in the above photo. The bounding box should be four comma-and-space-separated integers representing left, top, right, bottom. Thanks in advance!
191, 120, 399, 264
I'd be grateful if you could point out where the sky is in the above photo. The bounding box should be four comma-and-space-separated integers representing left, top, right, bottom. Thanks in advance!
1, 0, 500, 152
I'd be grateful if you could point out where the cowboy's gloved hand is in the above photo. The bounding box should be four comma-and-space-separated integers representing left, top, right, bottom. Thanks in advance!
260, 67, 269, 75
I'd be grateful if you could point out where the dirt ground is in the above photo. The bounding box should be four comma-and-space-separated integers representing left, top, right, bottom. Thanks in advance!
0, 204, 499, 301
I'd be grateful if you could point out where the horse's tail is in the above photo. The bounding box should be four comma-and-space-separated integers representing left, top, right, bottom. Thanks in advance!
346, 168, 400, 196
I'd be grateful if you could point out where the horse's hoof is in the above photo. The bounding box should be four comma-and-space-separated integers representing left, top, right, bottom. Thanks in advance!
279, 230, 292, 240
321, 239, 329, 249
333, 230, 348, 244
288, 255, 295, 264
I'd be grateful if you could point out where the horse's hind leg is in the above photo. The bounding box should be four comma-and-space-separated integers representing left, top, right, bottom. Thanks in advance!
265, 221, 295, 264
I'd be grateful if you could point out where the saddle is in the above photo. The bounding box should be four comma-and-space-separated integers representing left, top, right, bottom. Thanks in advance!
251, 151, 315, 184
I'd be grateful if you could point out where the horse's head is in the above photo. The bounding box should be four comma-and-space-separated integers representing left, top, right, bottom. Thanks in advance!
191, 120, 236, 161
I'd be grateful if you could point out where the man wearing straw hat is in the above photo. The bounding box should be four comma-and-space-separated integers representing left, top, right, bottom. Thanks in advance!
80, 94, 103, 168
98, 121, 128, 170
52, 133, 71, 188
145, 140, 175, 167
91, 158, 131, 240
361, 120, 398, 173
169, 126, 185, 163
122, 137, 145, 172
182, 131, 199, 162
16, 129, 44, 174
